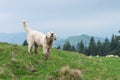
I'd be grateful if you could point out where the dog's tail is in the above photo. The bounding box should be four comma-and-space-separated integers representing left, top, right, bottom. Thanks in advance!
22, 20, 31, 33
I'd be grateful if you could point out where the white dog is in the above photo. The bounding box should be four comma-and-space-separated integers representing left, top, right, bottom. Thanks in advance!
22, 21, 57, 61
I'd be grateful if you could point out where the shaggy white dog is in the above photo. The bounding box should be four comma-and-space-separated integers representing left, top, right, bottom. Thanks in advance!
22, 21, 57, 61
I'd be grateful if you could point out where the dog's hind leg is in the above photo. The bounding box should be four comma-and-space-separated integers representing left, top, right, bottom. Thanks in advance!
34, 44, 38, 54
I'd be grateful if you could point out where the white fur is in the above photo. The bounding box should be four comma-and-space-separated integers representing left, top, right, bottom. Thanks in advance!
22, 21, 57, 61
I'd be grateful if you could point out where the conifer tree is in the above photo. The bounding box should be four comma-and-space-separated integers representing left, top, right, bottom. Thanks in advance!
110, 35, 116, 51
102, 37, 110, 56
76, 41, 84, 53
71, 45, 76, 51
96, 40, 102, 56
56, 45, 61, 49
84, 47, 89, 55
88, 37, 97, 56
22, 40, 28, 46
63, 41, 72, 51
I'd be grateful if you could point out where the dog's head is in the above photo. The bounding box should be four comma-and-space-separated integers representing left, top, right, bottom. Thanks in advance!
46, 32, 57, 42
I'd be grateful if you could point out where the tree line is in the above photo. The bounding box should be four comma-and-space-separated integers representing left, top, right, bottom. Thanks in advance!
57, 31, 120, 56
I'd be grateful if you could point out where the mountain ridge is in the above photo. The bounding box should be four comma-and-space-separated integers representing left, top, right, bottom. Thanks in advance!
0, 32, 105, 47
0, 32, 26, 44
66, 34, 104, 46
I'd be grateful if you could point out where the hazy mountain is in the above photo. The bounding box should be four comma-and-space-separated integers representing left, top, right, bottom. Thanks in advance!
0, 32, 26, 45
0, 32, 64, 47
65, 34, 105, 47
53, 38, 65, 48
0, 33, 105, 47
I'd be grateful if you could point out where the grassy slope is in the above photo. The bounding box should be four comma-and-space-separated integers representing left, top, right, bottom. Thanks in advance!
0, 42, 120, 80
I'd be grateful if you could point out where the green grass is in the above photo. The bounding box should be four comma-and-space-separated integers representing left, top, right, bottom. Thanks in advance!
0, 42, 120, 80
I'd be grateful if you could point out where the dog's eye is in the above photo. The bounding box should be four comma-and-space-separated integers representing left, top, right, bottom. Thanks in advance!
51, 33, 53, 36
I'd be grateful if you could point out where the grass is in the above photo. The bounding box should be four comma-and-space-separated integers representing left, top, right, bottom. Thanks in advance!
0, 42, 120, 80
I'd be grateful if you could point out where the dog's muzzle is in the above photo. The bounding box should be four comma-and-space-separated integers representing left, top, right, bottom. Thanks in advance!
50, 33, 54, 37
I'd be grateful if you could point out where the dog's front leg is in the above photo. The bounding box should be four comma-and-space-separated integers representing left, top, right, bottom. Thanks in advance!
45, 53, 49, 61
46, 49, 50, 61
43, 48, 50, 61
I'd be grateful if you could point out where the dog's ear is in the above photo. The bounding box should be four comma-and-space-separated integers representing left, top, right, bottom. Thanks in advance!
46, 32, 50, 39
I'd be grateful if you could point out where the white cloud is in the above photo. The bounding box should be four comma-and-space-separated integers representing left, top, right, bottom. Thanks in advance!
0, 0, 120, 38
34, 10, 120, 28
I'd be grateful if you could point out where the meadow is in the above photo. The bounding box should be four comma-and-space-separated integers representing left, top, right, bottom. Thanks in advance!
0, 42, 119, 80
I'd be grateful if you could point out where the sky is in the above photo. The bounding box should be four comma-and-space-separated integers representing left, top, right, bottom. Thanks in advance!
0, 0, 120, 38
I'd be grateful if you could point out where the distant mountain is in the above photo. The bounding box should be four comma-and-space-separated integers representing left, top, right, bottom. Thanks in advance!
0, 32, 65, 47
65, 34, 105, 47
53, 38, 65, 48
0, 32, 26, 45
0, 33, 105, 47
54, 34, 105, 48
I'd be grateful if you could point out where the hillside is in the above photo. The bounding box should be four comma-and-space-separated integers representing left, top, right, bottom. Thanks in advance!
0, 42, 120, 80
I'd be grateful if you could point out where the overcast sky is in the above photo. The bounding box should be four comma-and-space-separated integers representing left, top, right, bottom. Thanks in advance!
0, 0, 120, 38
